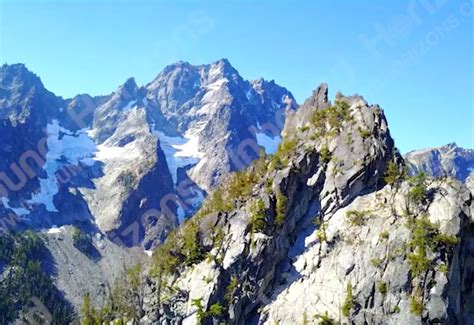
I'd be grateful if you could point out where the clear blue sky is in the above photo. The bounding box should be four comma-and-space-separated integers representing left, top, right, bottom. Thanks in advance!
0, 0, 472, 153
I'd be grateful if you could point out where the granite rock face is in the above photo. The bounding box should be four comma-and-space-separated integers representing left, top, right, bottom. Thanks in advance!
261, 181, 471, 325
140, 87, 473, 325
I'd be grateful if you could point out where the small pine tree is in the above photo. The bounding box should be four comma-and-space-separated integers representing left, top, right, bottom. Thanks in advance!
319, 145, 331, 164
208, 302, 225, 317
81, 293, 100, 325
182, 221, 203, 265
250, 199, 266, 233
408, 172, 428, 204
341, 282, 354, 318
275, 190, 287, 225
384, 161, 403, 185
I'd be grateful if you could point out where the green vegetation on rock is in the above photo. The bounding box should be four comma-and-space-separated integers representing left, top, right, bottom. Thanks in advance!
410, 294, 423, 316
384, 161, 407, 185
309, 99, 352, 139
358, 127, 372, 139
345, 210, 370, 226
275, 190, 287, 225
316, 222, 328, 243
407, 172, 428, 205
378, 282, 388, 295
208, 302, 225, 317
314, 311, 336, 325
72, 226, 94, 255
319, 145, 332, 164
270, 138, 298, 169
341, 282, 354, 318
250, 199, 266, 233
225, 276, 239, 304
191, 297, 206, 324
81, 264, 145, 324
405, 214, 458, 277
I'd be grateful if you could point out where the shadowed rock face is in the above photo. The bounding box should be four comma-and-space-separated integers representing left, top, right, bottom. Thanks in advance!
405, 143, 474, 182
0, 64, 60, 206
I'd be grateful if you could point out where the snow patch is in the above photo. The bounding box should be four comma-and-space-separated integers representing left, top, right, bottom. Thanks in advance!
28, 120, 96, 213
1, 197, 30, 216
154, 127, 204, 184
122, 100, 137, 111
47, 225, 63, 234
197, 78, 229, 115
282, 94, 293, 106
175, 188, 205, 223
176, 205, 186, 223
94, 144, 140, 161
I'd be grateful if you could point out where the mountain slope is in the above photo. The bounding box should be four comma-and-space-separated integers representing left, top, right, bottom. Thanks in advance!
0, 59, 296, 245
405, 143, 474, 182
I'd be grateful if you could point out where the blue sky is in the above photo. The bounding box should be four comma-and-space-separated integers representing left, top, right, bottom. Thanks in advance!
0, 0, 472, 152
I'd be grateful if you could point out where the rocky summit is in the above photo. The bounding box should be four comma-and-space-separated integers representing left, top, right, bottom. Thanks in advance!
0, 61, 473, 324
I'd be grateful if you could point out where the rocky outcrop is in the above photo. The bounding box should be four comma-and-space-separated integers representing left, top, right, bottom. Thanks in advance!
261, 180, 471, 324
0, 64, 61, 213
282, 82, 329, 136
137, 86, 474, 325
80, 79, 177, 247
143, 88, 427, 324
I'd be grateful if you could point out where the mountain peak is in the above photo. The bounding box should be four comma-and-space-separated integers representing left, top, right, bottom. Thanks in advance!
0, 63, 44, 91
307, 82, 329, 108
282, 83, 329, 135
208, 58, 240, 79
213, 58, 232, 68
162, 60, 193, 74
1, 62, 27, 72
116, 77, 138, 99
122, 77, 137, 89
1, 63, 28, 74
252, 78, 276, 87
444, 142, 458, 149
